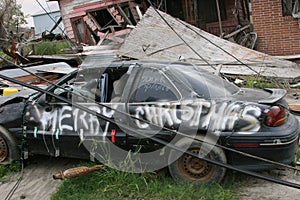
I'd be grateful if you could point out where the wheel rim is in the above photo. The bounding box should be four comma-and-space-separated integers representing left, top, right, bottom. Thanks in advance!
0, 136, 8, 162
178, 147, 215, 182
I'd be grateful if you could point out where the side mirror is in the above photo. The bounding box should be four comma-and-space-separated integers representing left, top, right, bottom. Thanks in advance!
44, 88, 72, 104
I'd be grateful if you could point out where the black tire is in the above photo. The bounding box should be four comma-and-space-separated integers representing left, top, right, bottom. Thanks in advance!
0, 126, 20, 164
168, 136, 227, 184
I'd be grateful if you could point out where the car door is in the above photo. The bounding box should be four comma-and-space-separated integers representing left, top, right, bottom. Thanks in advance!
23, 71, 78, 157
125, 66, 182, 148
23, 69, 112, 158
56, 70, 114, 158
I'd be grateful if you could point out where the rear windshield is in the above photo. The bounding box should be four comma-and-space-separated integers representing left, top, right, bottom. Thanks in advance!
171, 65, 240, 99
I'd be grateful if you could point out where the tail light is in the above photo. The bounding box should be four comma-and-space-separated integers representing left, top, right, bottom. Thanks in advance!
264, 106, 287, 127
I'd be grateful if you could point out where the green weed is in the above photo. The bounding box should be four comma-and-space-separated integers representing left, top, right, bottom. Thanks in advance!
51, 163, 234, 200
0, 161, 20, 181
27, 40, 71, 55
244, 77, 284, 89
0, 51, 13, 68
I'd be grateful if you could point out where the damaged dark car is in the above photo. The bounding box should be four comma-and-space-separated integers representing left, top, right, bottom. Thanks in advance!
0, 60, 299, 184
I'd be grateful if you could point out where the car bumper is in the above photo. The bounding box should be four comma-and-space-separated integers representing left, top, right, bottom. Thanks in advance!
223, 114, 300, 170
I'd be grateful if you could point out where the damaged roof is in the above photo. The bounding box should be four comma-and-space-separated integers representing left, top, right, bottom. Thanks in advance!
118, 7, 300, 83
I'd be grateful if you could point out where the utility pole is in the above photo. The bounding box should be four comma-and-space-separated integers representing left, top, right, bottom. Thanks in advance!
215, 0, 223, 37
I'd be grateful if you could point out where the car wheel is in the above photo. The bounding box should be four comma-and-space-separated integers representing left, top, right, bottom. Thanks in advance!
168, 136, 227, 184
0, 127, 19, 164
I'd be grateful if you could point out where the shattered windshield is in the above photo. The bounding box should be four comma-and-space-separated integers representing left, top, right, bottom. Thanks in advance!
171, 64, 240, 99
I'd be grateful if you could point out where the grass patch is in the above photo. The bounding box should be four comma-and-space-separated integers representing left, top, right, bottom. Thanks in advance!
0, 161, 20, 181
244, 77, 285, 89
290, 147, 300, 166
52, 163, 234, 200
292, 85, 300, 89
0, 51, 13, 68
0, 51, 7, 58
25, 40, 71, 55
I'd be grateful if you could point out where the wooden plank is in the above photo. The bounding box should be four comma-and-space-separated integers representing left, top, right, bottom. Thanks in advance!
117, 4, 133, 25
87, 13, 102, 30
112, 28, 131, 36
128, 1, 140, 23
98, 30, 127, 44
223, 25, 251, 39
67, 11, 86, 18
73, 0, 130, 12
118, 7, 300, 82
97, 31, 110, 46
107, 6, 124, 25
289, 105, 300, 112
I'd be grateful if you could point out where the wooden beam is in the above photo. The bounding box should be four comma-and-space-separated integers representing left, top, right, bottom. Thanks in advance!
107, 6, 124, 25
117, 4, 133, 25
87, 13, 102, 30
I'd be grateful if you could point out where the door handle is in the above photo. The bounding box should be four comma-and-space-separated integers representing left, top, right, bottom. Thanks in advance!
45, 106, 53, 112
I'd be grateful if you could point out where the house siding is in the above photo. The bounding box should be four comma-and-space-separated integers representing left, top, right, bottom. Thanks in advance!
251, 0, 300, 56
57, 0, 100, 41
57, 0, 133, 42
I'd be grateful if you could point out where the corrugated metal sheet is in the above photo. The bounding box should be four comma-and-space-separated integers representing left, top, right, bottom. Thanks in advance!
0, 62, 72, 80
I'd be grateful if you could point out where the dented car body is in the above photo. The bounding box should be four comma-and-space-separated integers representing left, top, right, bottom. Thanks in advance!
0, 60, 299, 183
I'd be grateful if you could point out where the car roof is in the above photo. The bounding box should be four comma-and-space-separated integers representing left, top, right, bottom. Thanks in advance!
80, 57, 208, 73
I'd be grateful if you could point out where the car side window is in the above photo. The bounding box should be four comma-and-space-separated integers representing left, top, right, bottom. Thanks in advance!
50, 70, 107, 103
130, 68, 180, 103
72, 73, 108, 103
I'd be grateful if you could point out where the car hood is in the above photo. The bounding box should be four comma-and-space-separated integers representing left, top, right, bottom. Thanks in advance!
232, 88, 286, 104
0, 89, 36, 106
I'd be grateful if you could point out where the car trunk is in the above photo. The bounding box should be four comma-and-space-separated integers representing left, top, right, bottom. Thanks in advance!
232, 88, 287, 105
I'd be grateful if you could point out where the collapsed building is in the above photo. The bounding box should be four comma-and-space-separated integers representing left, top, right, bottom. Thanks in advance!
50, 0, 300, 58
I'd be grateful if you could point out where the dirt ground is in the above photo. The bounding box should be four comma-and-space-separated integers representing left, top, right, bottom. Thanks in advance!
0, 156, 81, 200
237, 168, 300, 200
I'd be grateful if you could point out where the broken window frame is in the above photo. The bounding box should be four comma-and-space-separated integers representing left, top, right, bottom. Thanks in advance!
292, 0, 300, 18
70, 1, 146, 45
282, 0, 297, 17
71, 17, 96, 45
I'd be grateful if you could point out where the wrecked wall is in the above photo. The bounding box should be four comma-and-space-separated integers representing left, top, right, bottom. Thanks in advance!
53, 0, 100, 41
54, 0, 144, 44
